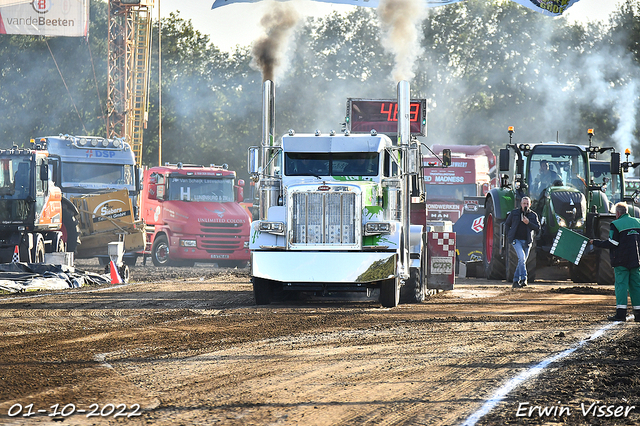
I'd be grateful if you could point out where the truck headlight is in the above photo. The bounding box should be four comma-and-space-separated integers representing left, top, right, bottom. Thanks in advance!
555, 215, 566, 228
180, 239, 197, 247
259, 221, 285, 235
575, 218, 584, 228
365, 222, 391, 235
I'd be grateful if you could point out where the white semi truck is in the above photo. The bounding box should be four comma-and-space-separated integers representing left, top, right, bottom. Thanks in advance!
248, 80, 437, 307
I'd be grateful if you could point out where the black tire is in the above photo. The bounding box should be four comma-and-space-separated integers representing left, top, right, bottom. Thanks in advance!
507, 239, 537, 283
119, 264, 130, 284
483, 200, 506, 280
569, 258, 597, 283
597, 218, 615, 285
380, 276, 400, 308
61, 208, 81, 253
32, 234, 45, 264
55, 236, 65, 253
253, 277, 273, 305
400, 267, 425, 304
151, 235, 171, 267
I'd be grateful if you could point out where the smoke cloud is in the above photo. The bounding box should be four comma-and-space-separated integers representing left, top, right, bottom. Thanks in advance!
377, 0, 427, 83
251, 1, 301, 82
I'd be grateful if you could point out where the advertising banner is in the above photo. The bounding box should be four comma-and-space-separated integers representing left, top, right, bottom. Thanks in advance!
0, 0, 89, 38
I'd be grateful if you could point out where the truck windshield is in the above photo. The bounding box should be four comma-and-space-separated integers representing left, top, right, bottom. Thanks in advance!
62, 162, 134, 188
167, 177, 234, 202
0, 157, 31, 198
527, 146, 587, 201
285, 152, 378, 176
425, 184, 476, 201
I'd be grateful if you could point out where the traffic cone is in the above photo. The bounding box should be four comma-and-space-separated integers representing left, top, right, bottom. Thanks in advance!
109, 260, 122, 284
11, 245, 20, 263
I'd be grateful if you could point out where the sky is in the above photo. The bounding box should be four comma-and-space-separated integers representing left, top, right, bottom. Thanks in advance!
157, 0, 627, 52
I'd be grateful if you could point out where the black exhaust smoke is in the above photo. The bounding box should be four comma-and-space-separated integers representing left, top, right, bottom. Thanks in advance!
251, 2, 300, 82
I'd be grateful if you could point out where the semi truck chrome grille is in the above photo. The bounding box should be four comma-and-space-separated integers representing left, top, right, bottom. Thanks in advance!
292, 192, 356, 245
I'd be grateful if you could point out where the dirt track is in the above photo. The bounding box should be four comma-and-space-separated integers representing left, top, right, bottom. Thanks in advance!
0, 261, 638, 425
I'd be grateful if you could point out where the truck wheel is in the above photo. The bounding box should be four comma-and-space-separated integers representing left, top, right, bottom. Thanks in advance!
400, 268, 425, 303
61, 209, 81, 253
151, 235, 171, 266
483, 200, 506, 280
253, 277, 272, 305
56, 236, 65, 253
380, 276, 400, 307
33, 235, 45, 264
597, 218, 615, 285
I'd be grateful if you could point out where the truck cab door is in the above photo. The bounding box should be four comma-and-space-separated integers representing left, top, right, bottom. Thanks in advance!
34, 158, 48, 223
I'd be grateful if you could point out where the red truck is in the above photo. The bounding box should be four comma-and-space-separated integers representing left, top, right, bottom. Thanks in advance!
141, 163, 251, 267
423, 144, 495, 222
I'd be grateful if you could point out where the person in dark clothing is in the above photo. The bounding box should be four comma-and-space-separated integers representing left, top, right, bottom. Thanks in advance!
590, 202, 640, 322
504, 197, 540, 288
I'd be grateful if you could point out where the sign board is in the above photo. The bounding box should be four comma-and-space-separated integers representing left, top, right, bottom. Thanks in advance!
550, 227, 589, 265
346, 98, 427, 137
0, 0, 89, 38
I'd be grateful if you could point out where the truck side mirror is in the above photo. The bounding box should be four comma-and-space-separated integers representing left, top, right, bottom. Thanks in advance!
499, 149, 510, 172
442, 149, 452, 167
236, 185, 244, 203
248, 147, 259, 175
611, 152, 621, 175
40, 162, 49, 181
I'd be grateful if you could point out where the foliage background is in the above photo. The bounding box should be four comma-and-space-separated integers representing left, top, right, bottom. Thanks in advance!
1, 0, 640, 182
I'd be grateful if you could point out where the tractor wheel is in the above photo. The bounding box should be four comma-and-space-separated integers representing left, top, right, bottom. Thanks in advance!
151, 235, 171, 266
597, 218, 615, 285
61, 207, 81, 253
483, 200, 506, 280
569, 259, 597, 283
119, 264, 130, 284
380, 276, 401, 308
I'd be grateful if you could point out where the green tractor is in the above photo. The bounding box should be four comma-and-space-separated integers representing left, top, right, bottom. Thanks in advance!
483, 127, 628, 285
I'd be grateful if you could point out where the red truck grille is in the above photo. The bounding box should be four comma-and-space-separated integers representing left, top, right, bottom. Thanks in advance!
200, 222, 246, 254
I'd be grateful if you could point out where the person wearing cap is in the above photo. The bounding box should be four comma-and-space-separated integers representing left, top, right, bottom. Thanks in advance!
533, 160, 561, 194
590, 202, 640, 322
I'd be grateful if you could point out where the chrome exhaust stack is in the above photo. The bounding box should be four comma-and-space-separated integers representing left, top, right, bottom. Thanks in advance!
398, 80, 411, 280
259, 79, 280, 220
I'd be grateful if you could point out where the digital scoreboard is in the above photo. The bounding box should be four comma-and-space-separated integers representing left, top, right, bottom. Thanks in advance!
346, 98, 427, 137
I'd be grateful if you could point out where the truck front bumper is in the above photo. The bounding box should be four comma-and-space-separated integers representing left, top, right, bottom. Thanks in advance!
251, 251, 397, 283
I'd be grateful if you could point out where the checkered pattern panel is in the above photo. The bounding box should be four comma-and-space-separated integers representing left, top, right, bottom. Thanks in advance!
432, 232, 456, 257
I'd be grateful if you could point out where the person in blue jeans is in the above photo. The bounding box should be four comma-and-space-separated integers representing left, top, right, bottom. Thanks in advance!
504, 197, 540, 288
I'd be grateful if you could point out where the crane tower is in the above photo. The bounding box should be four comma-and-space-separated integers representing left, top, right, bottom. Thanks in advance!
107, 0, 154, 166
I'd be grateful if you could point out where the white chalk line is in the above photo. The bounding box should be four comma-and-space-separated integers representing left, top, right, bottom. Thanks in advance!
461, 321, 621, 426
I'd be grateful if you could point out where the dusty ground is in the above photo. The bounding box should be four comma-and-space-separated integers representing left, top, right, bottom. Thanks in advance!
0, 260, 638, 425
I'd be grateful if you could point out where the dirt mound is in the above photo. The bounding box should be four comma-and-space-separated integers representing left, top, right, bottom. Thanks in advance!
548, 286, 615, 295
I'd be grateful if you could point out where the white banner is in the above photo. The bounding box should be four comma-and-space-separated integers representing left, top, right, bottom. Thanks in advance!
0, 0, 89, 37
210, 0, 582, 17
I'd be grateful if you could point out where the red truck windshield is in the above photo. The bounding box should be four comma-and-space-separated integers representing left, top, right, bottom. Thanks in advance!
167, 177, 234, 202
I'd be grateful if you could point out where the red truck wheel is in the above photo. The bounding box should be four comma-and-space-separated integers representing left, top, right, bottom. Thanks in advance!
151, 235, 171, 266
